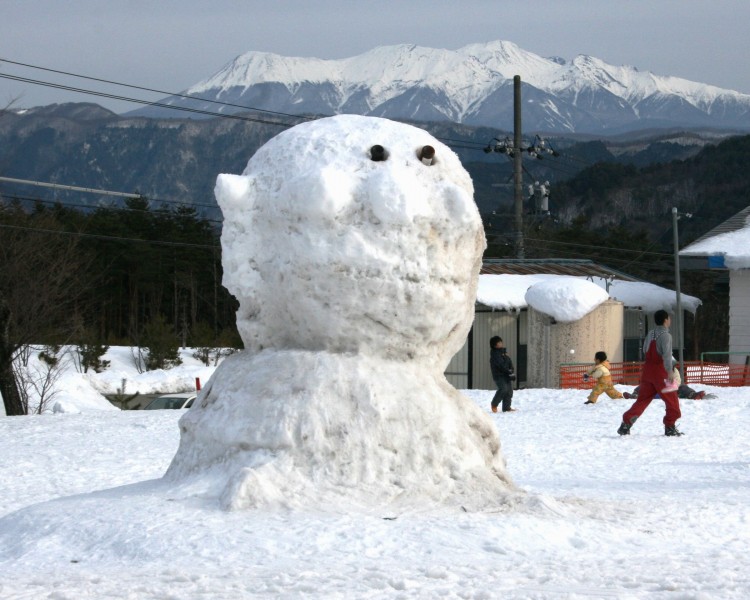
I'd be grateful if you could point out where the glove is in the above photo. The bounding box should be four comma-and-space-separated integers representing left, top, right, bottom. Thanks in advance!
508, 374, 516, 381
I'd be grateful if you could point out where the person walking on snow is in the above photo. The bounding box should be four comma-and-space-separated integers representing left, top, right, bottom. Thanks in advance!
489, 336, 515, 413
618, 309, 683, 436
583, 351, 624, 404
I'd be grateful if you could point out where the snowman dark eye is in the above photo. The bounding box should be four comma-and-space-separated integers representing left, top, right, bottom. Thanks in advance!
418, 145, 435, 166
370, 145, 387, 162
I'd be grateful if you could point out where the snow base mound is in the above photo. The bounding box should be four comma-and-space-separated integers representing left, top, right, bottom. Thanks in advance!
166, 350, 515, 511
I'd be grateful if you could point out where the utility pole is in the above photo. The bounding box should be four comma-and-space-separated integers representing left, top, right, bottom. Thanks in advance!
483, 76, 558, 255
513, 75, 524, 259
672, 207, 692, 378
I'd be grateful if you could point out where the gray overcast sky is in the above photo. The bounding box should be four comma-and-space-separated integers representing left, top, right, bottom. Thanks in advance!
2, 0, 750, 114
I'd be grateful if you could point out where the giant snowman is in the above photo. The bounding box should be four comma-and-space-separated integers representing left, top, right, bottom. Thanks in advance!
166, 115, 515, 511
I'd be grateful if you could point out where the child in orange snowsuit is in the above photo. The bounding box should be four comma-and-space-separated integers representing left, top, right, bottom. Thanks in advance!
583, 351, 624, 404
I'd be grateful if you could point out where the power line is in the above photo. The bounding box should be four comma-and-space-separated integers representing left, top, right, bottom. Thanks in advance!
0, 222, 220, 250
526, 235, 672, 258
0, 175, 223, 213
520, 245, 675, 273
1, 56, 318, 123
0, 193, 224, 224
0, 59, 524, 156
0, 183, 221, 212
2, 57, 648, 173
0, 73, 299, 127
3, 198, 678, 267
0, 175, 140, 199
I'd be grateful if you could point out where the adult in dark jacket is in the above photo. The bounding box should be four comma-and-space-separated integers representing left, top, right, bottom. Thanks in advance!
489, 336, 516, 413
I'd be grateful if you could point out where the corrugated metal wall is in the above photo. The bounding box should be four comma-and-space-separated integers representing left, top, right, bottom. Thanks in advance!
472, 307, 521, 390
624, 309, 646, 361
444, 336, 470, 389
444, 307, 526, 390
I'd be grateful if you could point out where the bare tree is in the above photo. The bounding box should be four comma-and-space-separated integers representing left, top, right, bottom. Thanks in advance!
0, 205, 90, 415
0, 296, 23, 414
14, 345, 66, 414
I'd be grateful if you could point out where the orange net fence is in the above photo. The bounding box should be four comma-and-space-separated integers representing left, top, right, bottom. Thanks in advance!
560, 361, 750, 389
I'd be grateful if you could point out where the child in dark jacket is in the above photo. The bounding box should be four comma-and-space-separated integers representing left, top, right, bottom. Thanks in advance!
489, 336, 515, 413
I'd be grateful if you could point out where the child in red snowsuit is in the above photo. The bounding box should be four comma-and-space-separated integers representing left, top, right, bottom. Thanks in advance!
618, 310, 683, 436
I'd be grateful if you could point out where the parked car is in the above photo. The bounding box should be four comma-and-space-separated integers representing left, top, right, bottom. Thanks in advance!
143, 392, 196, 410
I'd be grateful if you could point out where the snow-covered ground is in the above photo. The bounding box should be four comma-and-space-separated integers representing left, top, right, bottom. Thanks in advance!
1, 359, 748, 598
2, 113, 748, 599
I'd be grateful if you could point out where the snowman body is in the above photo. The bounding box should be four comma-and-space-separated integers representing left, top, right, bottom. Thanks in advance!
166, 115, 514, 510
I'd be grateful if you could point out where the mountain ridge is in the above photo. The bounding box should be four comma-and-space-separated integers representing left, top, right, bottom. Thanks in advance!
2, 101, 739, 223
128, 40, 750, 133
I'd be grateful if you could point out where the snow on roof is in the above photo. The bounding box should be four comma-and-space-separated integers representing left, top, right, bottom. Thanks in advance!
603, 278, 701, 314
525, 277, 609, 322
477, 273, 701, 318
680, 209, 750, 269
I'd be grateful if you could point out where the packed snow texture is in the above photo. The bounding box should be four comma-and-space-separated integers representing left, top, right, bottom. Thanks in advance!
2, 367, 749, 599
167, 115, 513, 511
524, 277, 609, 322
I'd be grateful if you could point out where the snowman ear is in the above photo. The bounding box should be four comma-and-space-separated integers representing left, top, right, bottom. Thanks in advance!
370, 145, 388, 162
215, 173, 256, 220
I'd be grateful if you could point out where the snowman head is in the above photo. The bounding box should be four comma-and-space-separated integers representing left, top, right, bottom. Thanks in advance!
216, 115, 485, 367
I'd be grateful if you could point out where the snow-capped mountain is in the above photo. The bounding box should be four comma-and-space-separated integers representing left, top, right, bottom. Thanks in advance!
130, 40, 750, 134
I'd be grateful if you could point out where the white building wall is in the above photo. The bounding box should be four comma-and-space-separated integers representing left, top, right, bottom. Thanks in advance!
728, 269, 750, 365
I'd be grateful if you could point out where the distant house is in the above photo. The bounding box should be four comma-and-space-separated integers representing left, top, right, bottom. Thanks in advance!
680, 206, 750, 366
444, 259, 701, 390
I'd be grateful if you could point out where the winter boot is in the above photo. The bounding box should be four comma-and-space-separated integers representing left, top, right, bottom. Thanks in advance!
665, 425, 684, 436
584, 399, 596, 405
617, 422, 632, 435
491, 405, 498, 413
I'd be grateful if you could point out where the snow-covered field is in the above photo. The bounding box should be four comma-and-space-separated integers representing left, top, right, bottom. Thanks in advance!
1, 362, 748, 599
2, 112, 749, 598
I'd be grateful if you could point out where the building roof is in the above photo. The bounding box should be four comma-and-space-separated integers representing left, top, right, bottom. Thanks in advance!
680, 205, 750, 270
481, 259, 640, 281
684, 205, 750, 246
477, 259, 702, 315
